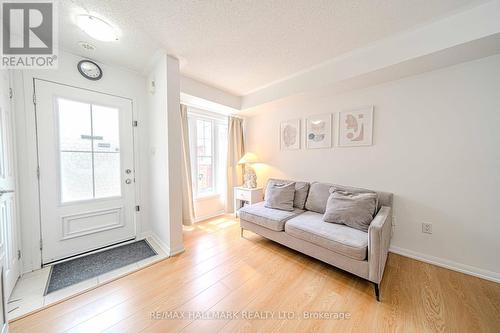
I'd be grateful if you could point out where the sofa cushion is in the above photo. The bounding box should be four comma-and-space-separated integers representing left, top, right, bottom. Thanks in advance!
329, 185, 378, 212
305, 182, 381, 214
304, 182, 332, 213
266, 178, 310, 209
323, 191, 377, 232
239, 202, 304, 231
265, 182, 296, 211
285, 211, 368, 260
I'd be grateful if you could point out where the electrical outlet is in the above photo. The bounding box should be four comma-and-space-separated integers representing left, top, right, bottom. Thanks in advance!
422, 222, 432, 234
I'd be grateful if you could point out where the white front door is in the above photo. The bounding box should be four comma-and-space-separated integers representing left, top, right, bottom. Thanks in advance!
35, 79, 136, 264
0, 70, 20, 297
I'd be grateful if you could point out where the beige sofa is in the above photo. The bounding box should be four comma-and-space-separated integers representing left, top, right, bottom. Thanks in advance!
238, 179, 393, 301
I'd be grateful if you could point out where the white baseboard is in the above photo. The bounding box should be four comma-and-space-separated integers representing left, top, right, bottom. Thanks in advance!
194, 210, 225, 223
139, 231, 185, 257
389, 246, 500, 283
137, 231, 150, 240
140, 232, 170, 254
169, 246, 185, 256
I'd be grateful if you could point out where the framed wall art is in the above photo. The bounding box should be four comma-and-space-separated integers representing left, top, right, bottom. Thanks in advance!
280, 119, 300, 150
305, 114, 332, 149
338, 106, 374, 147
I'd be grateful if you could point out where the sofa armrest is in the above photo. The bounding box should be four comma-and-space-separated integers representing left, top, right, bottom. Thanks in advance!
368, 206, 392, 283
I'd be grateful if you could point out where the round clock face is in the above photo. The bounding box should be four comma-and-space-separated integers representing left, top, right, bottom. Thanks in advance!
77, 60, 103, 80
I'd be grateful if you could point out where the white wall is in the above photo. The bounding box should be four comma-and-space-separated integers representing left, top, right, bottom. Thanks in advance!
193, 196, 225, 222
146, 54, 184, 254
13, 51, 149, 272
181, 76, 241, 111
244, 55, 500, 281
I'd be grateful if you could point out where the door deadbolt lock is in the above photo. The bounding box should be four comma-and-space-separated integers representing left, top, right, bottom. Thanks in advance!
125, 169, 132, 174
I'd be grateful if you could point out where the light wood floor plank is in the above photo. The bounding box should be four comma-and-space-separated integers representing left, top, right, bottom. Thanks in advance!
102, 240, 288, 332
10, 215, 500, 333
10, 218, 252, 332
62, 238, 268, 332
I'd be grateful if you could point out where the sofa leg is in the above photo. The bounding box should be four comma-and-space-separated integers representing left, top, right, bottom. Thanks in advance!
240, 228, 244, 238
373, 283, 380, 302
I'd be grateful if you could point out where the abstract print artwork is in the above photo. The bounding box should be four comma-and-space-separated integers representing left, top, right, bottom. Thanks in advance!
280, 119, 300, 150
338, 106, 374, 146
306, 114, 332, 149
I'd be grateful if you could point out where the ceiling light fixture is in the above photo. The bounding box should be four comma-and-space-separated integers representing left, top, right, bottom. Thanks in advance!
76, 15, 119, 42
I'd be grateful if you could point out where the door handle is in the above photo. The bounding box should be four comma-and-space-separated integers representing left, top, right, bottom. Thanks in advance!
125, 179, 132, 184
0, 189, 14, 196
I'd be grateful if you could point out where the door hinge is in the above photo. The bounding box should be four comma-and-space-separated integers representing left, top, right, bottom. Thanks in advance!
132, 120, 138, 127
135, 205, 140, 212
33, 92, 36, 105
36, 166, 40, 179
17, 249, 21, 260
9, 88, 13, 100
39, 239, 43, 250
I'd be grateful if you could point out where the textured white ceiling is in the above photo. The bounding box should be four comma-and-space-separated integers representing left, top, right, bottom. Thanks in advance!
59, 0, 488, 95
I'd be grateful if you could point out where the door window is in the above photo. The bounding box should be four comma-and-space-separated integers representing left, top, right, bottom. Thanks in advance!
57, 98, 122, 203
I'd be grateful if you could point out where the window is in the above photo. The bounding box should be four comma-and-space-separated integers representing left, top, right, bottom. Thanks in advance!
57, 98, 122, 203
196, 119, 214, 194
188, 109, 227, 198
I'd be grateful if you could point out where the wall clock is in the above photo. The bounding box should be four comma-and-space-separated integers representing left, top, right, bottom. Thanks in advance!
77, 60, 103, 80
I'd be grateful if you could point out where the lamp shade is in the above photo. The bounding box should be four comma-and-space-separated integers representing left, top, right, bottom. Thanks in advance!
238, 152, 258, 164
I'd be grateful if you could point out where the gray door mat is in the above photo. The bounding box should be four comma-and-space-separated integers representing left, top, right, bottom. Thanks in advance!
45, 240, 157, 295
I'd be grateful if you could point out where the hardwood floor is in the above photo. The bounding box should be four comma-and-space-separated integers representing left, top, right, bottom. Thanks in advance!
10, 215, 500, 333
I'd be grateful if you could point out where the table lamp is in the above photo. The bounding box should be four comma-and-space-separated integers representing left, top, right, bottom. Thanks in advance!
238, 152, 258, 188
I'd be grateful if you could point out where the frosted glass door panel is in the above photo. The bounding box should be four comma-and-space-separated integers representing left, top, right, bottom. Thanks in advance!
92, 105, 120, 153
57, 98, 122, 203
92, 104, 122, 199
94, 153, 121, 198
60, 152, 93, 202
57, 98, 91, 151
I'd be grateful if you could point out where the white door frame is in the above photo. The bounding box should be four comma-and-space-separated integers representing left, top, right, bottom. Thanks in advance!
14, 69, 145, 273
0, 70, 22, 298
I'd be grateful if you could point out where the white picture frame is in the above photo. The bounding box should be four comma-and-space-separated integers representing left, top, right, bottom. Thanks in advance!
305, 113, 332, 149
280, 119, 300, 150
338, 106, 374, 147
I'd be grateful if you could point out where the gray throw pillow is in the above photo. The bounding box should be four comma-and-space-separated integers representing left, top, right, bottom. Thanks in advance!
266, 178, 310, 209
264, 182, 296, 211
323, 191, 377, 232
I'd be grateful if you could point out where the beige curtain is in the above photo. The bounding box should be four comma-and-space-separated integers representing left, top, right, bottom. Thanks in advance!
180, 104, 195, 225
226, 116, 245, 213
